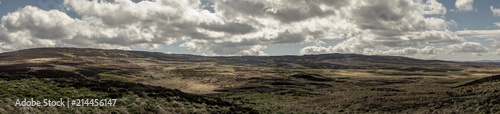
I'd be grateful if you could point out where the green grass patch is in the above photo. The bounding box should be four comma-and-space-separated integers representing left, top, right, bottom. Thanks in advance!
58, 52, 75, 58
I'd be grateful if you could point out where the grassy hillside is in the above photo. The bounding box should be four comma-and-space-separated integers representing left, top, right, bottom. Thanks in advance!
0, 47, 499, 113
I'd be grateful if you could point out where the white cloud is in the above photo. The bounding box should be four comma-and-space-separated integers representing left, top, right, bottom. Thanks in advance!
303, 30, 464, 54
362, 46, 439, 56
455, 0, 474, 11
300, 46, 333, 55
491, 6, 500, 16
1, 0, 216, 52
308, 0, 462, 54
455, 29, 500, 39
302, 41, 489, 58
304, 45, 435, 56
239, 45, 267, 56
454, 23, 500, 55
0, 0, 483, 58
486, 38, 500, 49
0, 6, 76, 50
354, 1, 458, 37
441, 42, 488, 53
1, 6, 76, 40
495, 22, 500, 27
367, 48, 418, 55
415, 0, 447, 15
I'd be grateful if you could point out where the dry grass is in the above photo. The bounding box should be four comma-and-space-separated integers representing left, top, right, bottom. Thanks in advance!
2, 48, 500, 113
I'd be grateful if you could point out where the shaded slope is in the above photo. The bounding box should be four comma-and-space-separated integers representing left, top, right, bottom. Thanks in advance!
455, 75, 500, 88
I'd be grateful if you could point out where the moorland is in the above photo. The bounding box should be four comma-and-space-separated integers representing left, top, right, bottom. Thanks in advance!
0, 47, 499, 113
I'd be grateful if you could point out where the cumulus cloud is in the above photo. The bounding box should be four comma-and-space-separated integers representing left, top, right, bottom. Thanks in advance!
441, 42, 488, 53
387, 42, 489, 56
373, 46, 437, 55
486, 38, 500, 48
454, 22, 500, 55
214, 0, 347, 23
301, 30, 464, 54
0, 0, 357, 55
299, 0, 461, 55
455, 0, 474, 11
0, 6, 75, 50
303, 42, 488, 58
344, 0, 460, 49
415, 0, 447, 15
2, 6, 76, 40
300, 46, 333, 55
303, 45, 437, 56
491, 6, 500, 16
0, 0, 220, 52
362, 47, 436, 55
0, 0, 480, 57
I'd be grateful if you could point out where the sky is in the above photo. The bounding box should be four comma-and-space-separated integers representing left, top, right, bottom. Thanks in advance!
0, 0, 499, 60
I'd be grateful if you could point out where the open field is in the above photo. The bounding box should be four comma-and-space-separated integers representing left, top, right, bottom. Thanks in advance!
1, 48, 500, 113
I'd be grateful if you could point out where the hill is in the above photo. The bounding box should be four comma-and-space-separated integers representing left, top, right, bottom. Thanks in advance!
1, 47, 500, 113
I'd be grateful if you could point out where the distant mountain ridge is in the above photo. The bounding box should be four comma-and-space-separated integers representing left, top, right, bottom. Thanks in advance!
0, 47, 495, 76
0, 47, 488, 71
